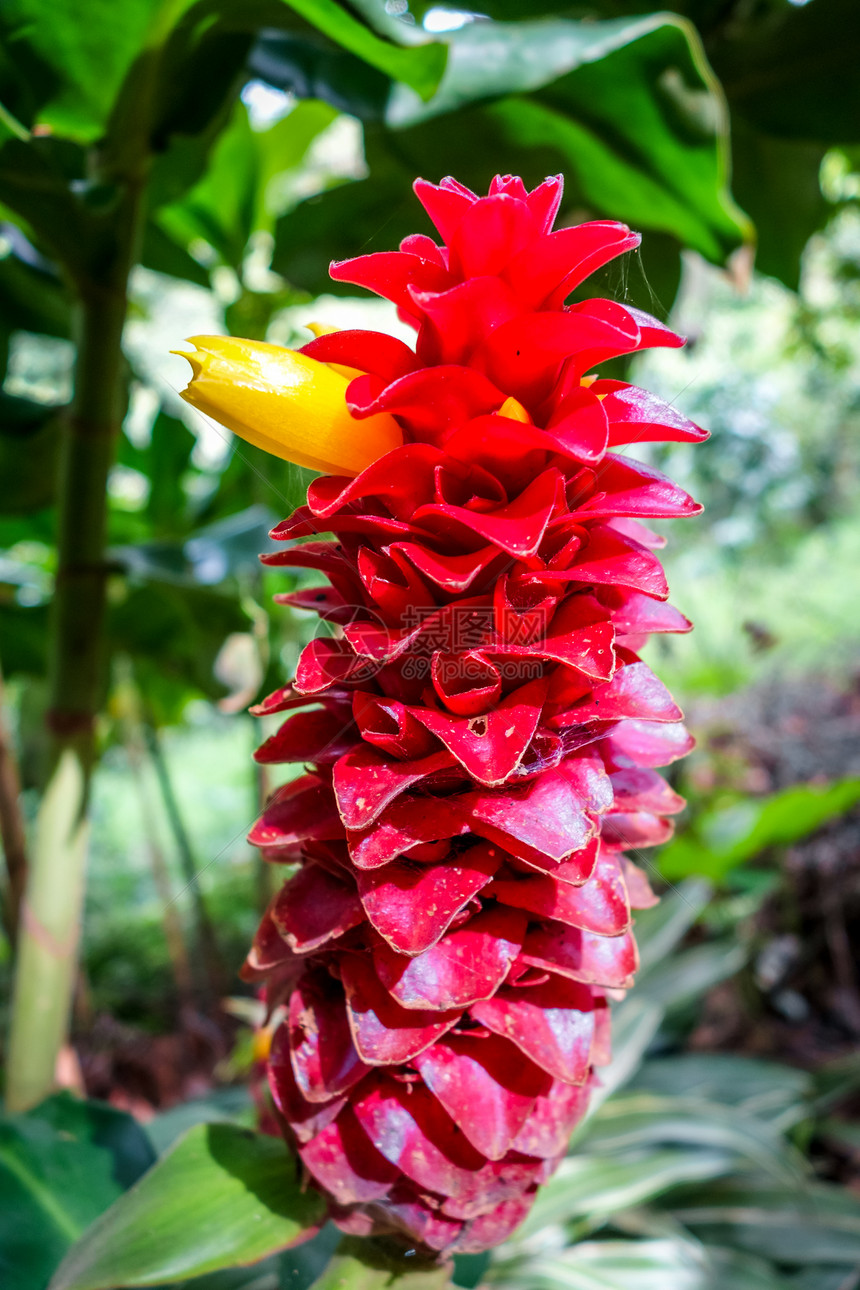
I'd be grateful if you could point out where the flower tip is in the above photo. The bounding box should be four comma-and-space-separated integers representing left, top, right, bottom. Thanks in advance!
172, 337, 213, 391
172, 332, 403, 477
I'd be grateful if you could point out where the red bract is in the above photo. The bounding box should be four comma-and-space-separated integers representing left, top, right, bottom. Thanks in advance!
246, 174, 704, 1255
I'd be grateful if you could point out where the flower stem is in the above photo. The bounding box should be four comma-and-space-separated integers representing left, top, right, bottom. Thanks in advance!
4, 186, 142, 1111
308, 1238, 453, 1290
0, 662, 28, 945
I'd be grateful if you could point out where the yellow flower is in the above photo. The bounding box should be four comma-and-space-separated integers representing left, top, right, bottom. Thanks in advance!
176, 335, 403, 476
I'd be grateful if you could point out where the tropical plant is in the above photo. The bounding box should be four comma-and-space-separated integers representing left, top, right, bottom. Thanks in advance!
2, 2, 859, 1287
8, 883, 853, 1290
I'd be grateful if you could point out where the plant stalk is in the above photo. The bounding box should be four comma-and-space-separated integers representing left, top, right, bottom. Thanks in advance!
0, 663, 28, 945
145, 723, 226, 1003
308, 1239, 453, 1290
116, 665, 195, 1010
5, 188, 141, 1111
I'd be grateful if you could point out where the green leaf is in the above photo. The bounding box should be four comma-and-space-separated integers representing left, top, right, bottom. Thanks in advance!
25, 1095, 156, 1191
275, 13, 747, 294
631, 1054, 811, 1124
633, 941, 746, 1012
660, 779, 860, 882
142, 409, 198, 537
0, 392, 63, 514
276, 0, 446, 103
0, 1094, 155, 1290
672, 1178, 860, 1265
490, 1240, 796, 1290
0, 602, 49, 677
0, 133, 94, 270
632, 879, 712, 973
581, 1094, 804, 1182
49, 1123, 326, 1290
404, 13, 746, 259
512, 1149, 737, 1240
0, 248, 72, 340
139, 219, 211, 288
0, 0, 160, 141
156, 96, 338, 269
249, 30, 392, 122
585, 998, 664, 1114
0, 0, 443, 142
109, 0, 441, 187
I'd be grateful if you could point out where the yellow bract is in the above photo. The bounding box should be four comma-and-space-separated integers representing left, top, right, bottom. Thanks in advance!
176, 335, 403, 476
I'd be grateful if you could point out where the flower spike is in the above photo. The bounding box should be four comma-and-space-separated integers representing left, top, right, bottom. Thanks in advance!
201, 174, 704, 1256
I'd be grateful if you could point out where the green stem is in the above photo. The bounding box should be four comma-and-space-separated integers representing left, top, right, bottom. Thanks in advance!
5, 187, 142, 1112
116, 664, 195, 1011
308, 1239, 453, 1290
0, 662, 28, 945
145, 723, 226, 1004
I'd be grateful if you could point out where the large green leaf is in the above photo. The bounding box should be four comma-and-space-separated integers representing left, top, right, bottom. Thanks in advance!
49, 1123, 326, 1290
393, 12, 744, 259
274, 12, 747, 297
566, 0, 860, 146
0, 0, 444, 146
632, 941, 746, 1011
580, 1094, 803, 1181
0, 393, 63, 514
108, 580, 251, 706
0, 0, 444, 276
672, 1178, 860, 1265
0, 130, 94, 271
0, 248, 72, 340
513, 1149, 737, 1241
0, 1094, 155, 1290
489, 1240, 795, 1290
0, 0, 160, 141
139, 219, 211, 287
630, 1054, 811, 1124
660, 778, 860, 881
273, 0, 445, 103
581, 0, 859, 288
631, 878, 712, 973
156, 96, 338, 269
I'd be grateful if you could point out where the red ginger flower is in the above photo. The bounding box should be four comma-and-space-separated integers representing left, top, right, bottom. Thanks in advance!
182, 173, 705, 1255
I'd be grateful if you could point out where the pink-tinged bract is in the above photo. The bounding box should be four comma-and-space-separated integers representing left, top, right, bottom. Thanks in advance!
244, 174, 704, 1254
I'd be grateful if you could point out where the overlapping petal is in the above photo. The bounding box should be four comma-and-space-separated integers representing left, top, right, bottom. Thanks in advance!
238, 173, 703, 1254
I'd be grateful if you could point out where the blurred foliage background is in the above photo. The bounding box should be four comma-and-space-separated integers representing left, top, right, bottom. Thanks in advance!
1, 1, 860, 1287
